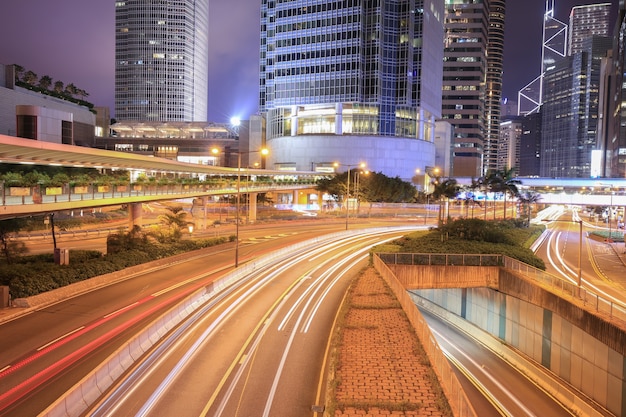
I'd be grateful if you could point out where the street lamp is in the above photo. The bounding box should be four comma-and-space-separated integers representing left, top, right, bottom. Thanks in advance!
213, 147, 268, 267
334, 162, 366, 230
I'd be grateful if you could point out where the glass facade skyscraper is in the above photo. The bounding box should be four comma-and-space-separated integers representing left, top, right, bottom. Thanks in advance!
259, 0, 445, 180
114, 0, 209, 122
569, 3, 612, 56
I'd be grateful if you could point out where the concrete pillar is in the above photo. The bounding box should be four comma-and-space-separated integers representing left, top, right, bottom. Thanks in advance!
335, 103, 343, 135
293, 190, 299, 207
129, 202, 143, 230
202, 196, 209, 229
249, 192, 258, 223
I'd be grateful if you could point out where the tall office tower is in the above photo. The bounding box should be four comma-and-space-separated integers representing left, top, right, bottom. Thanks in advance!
442, 0, 501, 177
484, 0, 506, 174
115, 0, 209, 122
497, 116, 522, 173
259, 0, 445, 180
600, 1, 626, 177
540, 36, 612, 178
518, 0, 567, 116
518, 113, 542, 177
569, 3, 611, 56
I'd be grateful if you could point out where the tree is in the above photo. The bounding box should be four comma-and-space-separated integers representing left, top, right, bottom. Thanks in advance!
0, 218, 28, 263
430, 176, 459, 225
517, 191, 542, 226
38, 75, 53, 90
156, 206, 194, 242
53, 81, 64, 94
64, 83, 78, 98
22, 70, 38, 85
484, 168, 521, 220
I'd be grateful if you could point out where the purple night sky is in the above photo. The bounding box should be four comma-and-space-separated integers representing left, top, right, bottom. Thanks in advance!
0, 0, 619, 123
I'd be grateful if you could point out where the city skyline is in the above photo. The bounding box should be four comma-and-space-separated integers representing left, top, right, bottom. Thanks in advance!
0, 0, 619, 124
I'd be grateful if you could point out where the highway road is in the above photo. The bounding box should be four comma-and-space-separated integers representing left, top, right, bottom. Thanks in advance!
0, 213, 607, 416
85, 229, 406, 417
0, 221, 416, 416
423, 310, 575, 417
534, 206, 626, 307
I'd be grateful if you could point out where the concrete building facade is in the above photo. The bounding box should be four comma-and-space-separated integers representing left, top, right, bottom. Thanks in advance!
442, 0, 504, 178
0, 64, 96, 146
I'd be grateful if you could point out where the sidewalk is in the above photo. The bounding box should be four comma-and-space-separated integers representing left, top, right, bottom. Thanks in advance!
330, 267, 451, 417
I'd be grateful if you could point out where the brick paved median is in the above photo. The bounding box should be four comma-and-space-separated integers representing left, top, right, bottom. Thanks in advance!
330, 267, 451, 417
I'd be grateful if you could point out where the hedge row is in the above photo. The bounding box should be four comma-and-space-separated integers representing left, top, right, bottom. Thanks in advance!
0, 236, 231, 298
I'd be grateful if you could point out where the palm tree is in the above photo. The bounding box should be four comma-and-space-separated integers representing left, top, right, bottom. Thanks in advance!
158, 206, 194, 241
485, 168, 521, 220
38, 75, 53, 90
53, 81, 64, 94
22, 70, 38, 85
430, 176, 459, 226
517, 190, 542, 226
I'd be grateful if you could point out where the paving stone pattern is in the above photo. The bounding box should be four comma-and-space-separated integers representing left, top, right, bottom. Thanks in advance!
332, 267, 450, 417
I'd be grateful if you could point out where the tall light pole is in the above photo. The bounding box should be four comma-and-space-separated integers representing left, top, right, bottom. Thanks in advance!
213, 147, 268, 267
334, 162, 365, 230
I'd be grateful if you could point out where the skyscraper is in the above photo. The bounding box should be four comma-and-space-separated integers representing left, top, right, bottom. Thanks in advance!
569, 3, 612, 56
114, 0, 209, 122
484, 0, 506, 174
541, 36, 612, 177
442, 0, 504, 177
259, 0, 445, 180
599, 1, 626, 178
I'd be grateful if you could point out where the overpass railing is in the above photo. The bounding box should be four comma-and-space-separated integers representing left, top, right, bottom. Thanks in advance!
378, 253, 626, 324
377, 252, 502, 267
0, 179, 317, 206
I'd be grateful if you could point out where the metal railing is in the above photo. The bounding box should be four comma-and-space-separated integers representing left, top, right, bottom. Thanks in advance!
0, 180, 316, 207
377, 252, 502, 267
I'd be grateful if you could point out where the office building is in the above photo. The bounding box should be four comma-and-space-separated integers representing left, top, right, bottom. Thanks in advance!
518, 113, 542, 177
497, 117, 522, 173
259, 0, 445, 180
541, 36, 611, 178
0, 64, 96, 146
569, 3, 612, 55
442, 0, 504, 177
114, 0, 209, 122
598, 2, 626, 178
484, 0, 506, 174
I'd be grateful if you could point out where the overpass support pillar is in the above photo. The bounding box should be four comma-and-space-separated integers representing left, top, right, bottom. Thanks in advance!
249, 193, 258, 223
199, 196, 209, 229
129, 203, 142, 230
293, 190, 300, 206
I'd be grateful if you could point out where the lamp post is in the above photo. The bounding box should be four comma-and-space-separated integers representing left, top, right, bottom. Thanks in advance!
213, 147, 268, 267
334, 162, 365, 230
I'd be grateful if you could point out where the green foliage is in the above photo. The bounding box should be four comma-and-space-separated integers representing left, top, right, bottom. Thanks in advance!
316, 171, 417, 203
0, 234, 232, 298
381, 219, 546, 270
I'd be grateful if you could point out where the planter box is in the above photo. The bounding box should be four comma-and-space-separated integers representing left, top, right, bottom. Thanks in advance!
45, 187, 63, 196
9, 187, 30, 196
